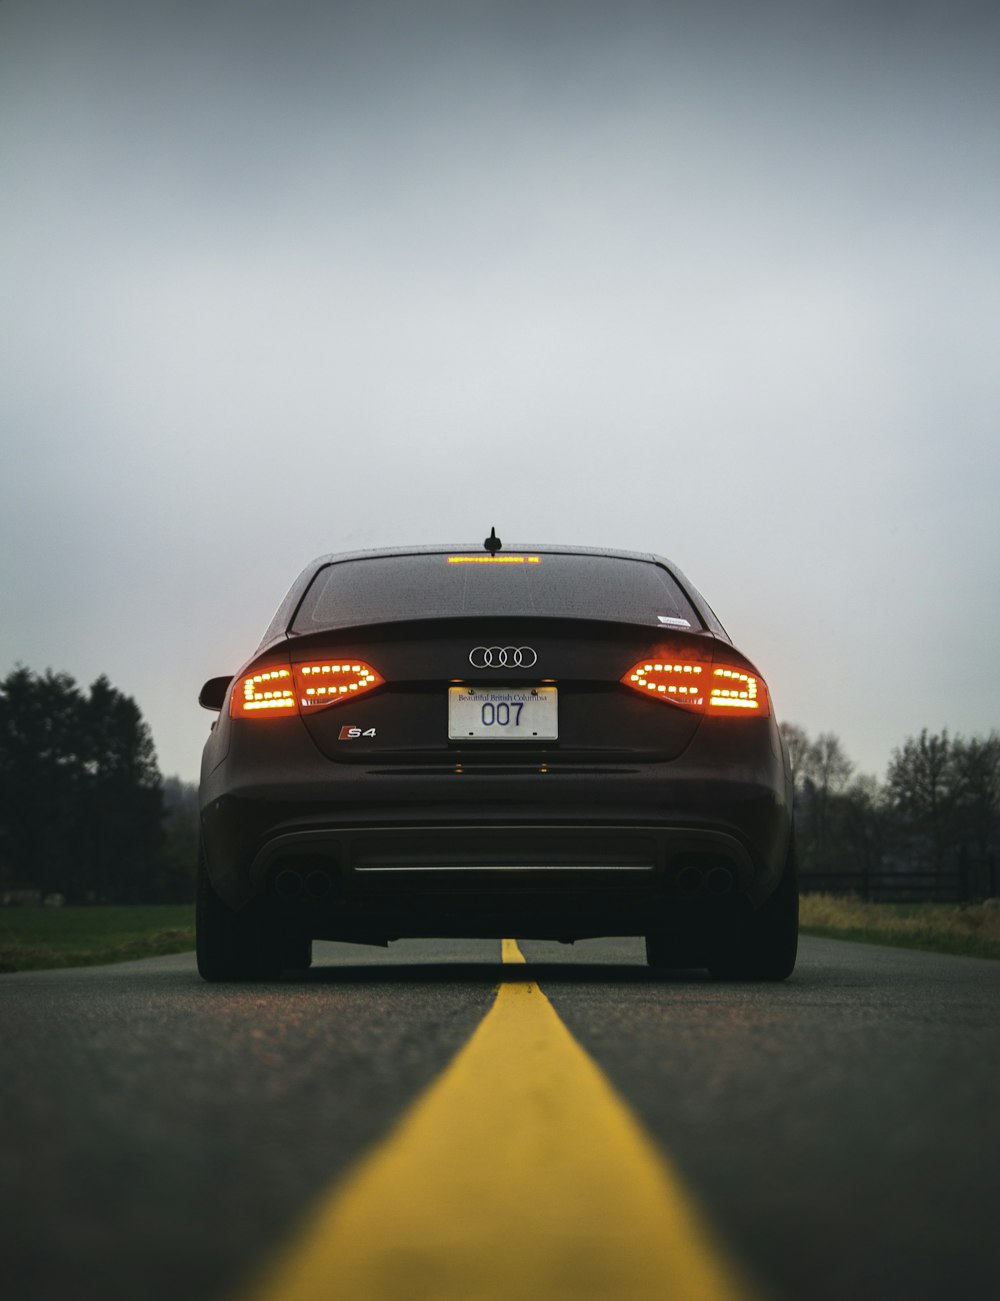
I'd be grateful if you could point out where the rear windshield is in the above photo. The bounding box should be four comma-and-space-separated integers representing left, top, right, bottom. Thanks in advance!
290, 553, 701, 632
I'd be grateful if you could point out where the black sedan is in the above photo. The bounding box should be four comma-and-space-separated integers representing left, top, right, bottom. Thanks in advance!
196, 539, 797, 980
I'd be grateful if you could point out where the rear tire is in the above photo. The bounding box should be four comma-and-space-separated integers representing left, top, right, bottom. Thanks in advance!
196, 849, 285, 982
708, 838, 799, 981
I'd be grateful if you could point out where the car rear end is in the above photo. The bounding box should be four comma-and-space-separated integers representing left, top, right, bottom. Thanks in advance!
198, 547, 795, 977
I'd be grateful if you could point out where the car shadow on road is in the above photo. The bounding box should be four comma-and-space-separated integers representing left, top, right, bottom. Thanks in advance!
280, 961, 712, 985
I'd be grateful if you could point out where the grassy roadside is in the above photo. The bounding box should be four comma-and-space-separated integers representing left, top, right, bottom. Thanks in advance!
0, 904, 195, 973
2, 897, 998, 973
800, 894, 1000, 961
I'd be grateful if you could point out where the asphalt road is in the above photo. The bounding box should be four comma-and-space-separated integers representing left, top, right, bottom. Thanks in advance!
2, 935, 998, 1301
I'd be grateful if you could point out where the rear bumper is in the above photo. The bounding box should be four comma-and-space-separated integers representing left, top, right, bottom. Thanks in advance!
202, 785, 788, 934
199, 711, 792, 939
241, 821, 760, 942
254, 818, 750, 870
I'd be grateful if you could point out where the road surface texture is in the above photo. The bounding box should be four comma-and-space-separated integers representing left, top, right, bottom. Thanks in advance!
2, 935, 997, 1301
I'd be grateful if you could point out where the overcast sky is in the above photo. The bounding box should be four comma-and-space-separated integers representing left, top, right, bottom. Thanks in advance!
2, 0, 998, 783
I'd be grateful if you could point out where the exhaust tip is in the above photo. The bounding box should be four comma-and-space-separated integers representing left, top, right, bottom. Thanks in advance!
706, 866, 734, 896
274, 869, 304, 900
675, 865, 704, 897
305, 870, 333, 899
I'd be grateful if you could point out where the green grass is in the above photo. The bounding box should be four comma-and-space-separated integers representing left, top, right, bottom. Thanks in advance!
800, 895, 1000, 960
0, 904, 195, 973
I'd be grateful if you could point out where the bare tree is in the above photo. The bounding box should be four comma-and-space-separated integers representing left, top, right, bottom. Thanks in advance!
886, 729, 958, 874
805, 732, 854, 795
839, 774, 886, 892
952, 733, 1000, 893
801, 732, 854, 869
779, 722, 812, 795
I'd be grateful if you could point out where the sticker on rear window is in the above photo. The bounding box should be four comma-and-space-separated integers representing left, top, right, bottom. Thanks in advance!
657, 615, 691, 627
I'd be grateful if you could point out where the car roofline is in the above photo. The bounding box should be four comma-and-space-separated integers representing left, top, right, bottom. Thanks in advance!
307, 542, 661, 565
254, 544, 729, 651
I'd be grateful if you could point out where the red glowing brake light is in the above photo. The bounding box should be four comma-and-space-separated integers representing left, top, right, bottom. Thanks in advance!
231, 661, 384, 718
621, 659, 770, 717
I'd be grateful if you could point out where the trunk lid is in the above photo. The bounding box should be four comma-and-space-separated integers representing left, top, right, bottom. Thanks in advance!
284, 617, 717, 764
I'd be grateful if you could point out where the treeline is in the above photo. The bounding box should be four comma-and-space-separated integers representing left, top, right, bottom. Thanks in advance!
783, 723, 1000, 897
0, 667, 198, 904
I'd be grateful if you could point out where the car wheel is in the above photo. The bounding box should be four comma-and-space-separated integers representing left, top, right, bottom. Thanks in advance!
708, 838, 799, 981
196, 848, 284, 982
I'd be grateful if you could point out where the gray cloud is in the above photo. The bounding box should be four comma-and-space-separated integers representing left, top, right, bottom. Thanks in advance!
2, 0, 998, 779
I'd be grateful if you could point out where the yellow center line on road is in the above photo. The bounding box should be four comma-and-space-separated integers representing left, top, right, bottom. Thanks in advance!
242, 940, 761, 1301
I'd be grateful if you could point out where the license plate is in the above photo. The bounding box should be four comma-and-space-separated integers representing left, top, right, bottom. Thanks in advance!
448, 686, 558, 740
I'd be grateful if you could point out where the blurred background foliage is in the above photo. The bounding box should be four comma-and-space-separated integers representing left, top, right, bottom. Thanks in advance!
0, 667, 197, 903
783, 722, 1000, 899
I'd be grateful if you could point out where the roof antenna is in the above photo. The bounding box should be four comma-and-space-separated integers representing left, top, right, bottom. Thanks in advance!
484, 526, 502, 554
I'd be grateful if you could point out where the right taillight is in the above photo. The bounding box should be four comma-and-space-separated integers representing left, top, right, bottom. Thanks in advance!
621, 659, 770, 717
622, 660, 708, 708
706, 665, 769, 715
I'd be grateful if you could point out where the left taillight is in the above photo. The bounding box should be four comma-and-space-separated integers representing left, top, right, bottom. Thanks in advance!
231, 661, 384, 719
297, 660, 384, 709
231, 666, 298, 717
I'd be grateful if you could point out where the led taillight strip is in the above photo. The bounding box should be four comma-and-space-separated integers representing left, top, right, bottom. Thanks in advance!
299, 662, 381, 706
708, 667, 761, 710
621, 659, 770, 716
231, 661, 384, 718
626, 661, 706, 704
239, 668, 297, 714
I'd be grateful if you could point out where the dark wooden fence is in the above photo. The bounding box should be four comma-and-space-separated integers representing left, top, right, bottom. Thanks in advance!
801, 857, 997, 903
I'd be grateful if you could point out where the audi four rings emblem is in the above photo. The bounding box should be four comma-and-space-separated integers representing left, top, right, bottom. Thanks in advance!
469, 646, 538, 669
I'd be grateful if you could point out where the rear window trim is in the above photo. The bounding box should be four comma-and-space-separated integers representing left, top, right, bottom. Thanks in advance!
287, 551, 705, 636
